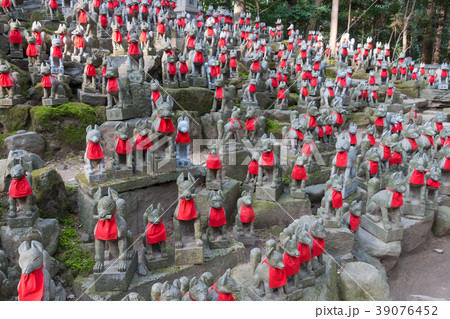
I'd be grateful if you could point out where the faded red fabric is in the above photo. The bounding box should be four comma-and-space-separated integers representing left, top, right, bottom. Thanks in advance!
208, 283, 235, 301
152, 91, 161, 104
206, 153, 221, 169
318, 126, 324, 137
350, 134, 357, 145
409, 169, 425, 185
100, 15, 108, 27
18, 267, 44, 301
261, 151, 274, 166
246, 118, 256, 131
302, 87, 308, 97
9, 30, 23, 43
9, 175, 32, 198
445, 157, 450, 170
86, 142, 104, 159
229, 58, 237, 68
95, 213, 118, 240
336, 151, 348, 167
146, 222, 166, 244
330, 187, 343, 208
436, 123, 443, 132
2, 0, 10, 7
0, 73, 12, 87
427, 179, 440, 189
251, 60, 260, 71
287, 128, 304, 140
298, 242, 311, 263
277, 89, 285, 99
391, 124, 397, 134
325, 125, 333, 135
112, 30, 122, 42
387, 88, 393, 96
194, 51, 204, 63
215, 86, 224, 99
128, 42, 139, 54
422, 134, 434, 146
262, 259, 287, 289
311, 236, 325, 257
157, 116, 175, 133
368, 160, 379, 174
292, 165, 307, 180
386, 187, 403, 207
397, 122, 403, 131
85, 64, 96, 76
52, 46, 62, 58
209, 207, 226, 227
157, 22, 165, 34
331, 111, 344, 124
305, 114, 317, 128
283, 253, 300, 276
381, 144, 391, 160
78, 10, 87, 23
302, 143, 312, 155
175, 131, 190, 144
41, 74, 54, 88
369, 76, 375, 85
374, 117, 384, 126
240, 205, 255, 223
179, 63, 188, 74
406, 137, 418, 150
372, 91, 378, 99
389, 151, 402, 166
177, 198, 197, 220
381, 69, 388, 77
134, 133, 152, 150
74, 35, 85, 48
367, 134, 376, 145
210, 65, 220, 77
327, 88, 334, 97
248, 160, 259, 175
107, 78, 118, 91
168, 62, 177, 75
349, 214, 360, 231
26, 43, 38, 57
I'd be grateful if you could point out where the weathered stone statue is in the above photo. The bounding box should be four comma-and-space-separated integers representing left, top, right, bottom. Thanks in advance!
404, 152, 428, 216
318, 174, 344, 227
275, 81, 289, 110
207, 269, 241, 301
84, 124, 107, 183
175, 115, 191, 168
242, 78, 258, 105
207, 190, 228, 248
25, 33, 40, 69
330, 133, 357, 196
341, 200, 362, 232
234, 190, 256, 240
291, 153, 308, 198
0, 60, 23, 106
8, 19, 23, 58
40, 62, 68, 106
112, 122, 133, 172
425, 162, 441, 214
81, 54, 97, 93
256, 134, 283, 201
211, 74, 234, 113
142, 203, 168, 269
206, 143, 222, 190
309, 218, 326, 273
182, 276, 209, 301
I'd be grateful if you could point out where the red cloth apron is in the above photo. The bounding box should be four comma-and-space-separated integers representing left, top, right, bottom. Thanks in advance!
336, 151, 347, 168
134, 134, 152, 150
240, 205, 255, 223
146, 222, 166, 244
292, 165, 307, 180
409, 169, 425, 185
302, 143, 312, 155
206, 153, 221, 169
157, 116, 175, 133
175, 131, 190, 144
107, 78, 118, 91
283, 253, 300, 277
367, 134, 376, 145
311, 235, 325, 257
406, 137, 418, 150
18, 267, 44, 301
298, 242, 312, 263
128, 42, 139, 54
177, 198, 197, 220
0, 73, 13, 87
208, 283, 235, 301
85, 64, 97, 76
248, 160, 259, 175
9, 175, 32, 198
74, 35, 85, 48
86, 142, 104, 159
389, 151, 402, 166
330, 187, 343, 208
350, 134, 357, 145
261, 151, 274, 166
386, 187, 403, 207
209, 207, 226, 227
427, 179, 440, 189
262, 259, 287, 289
349, 214, 360, 231
152, 91, 161, 104
26, 44, 38, 57
95, 213, 118, 240
381, 144, 391, 160
325, 125, 333, 135
246, 118, 256, 131
9, 30, 23, 43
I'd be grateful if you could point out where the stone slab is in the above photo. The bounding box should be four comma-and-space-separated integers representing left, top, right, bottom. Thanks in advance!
93, 251, 138, 292
0, 97, 24, 107
84, 171, 107, 184
106, 107, 137, 121
255, 182, 284, 202
77, 90, 107, 106
360, 215, 403, 243
400, 211, 434, 253
42, 97, 69, 106
324, 226, 354, 257
6, 210, 38, 229
232, 228, 257, 246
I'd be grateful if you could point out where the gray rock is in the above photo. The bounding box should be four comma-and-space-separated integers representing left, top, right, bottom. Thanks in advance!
432, 206, 450, 237
434, 248, 444, 254
64, 61, 84, 86
165, 87, 214, 116
401, 213, 434, 252
77, 90, 107, 106
5, 132, 45, 156
325, 226, 354, 257
130, 82, 152, 118
0, 159, 8, 193
0, 226, 42, 263
81, 233, 90, 243
410, 294, 447, 301
34, 218, 60, 256
265, 109, 292, 122
301, 255, 339, 300
200, 113, 218, 139
305, 184, 325, 203
340, 262, 391, 301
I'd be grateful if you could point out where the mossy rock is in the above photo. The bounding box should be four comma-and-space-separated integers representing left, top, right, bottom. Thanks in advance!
9, 62, 30, 99
289, 93, 299, 106
31, 167, 71, 219
352, 71, 369, 80
30, 9, 47, 24
325, 67, 337, 79
2, 104, 32, 132
164, 87, 214, 116
347, 112, 370, 126
0, 131, 16, 159
266, 118, 286, 138
30, 103, 106, 153
238, 62, 249, 77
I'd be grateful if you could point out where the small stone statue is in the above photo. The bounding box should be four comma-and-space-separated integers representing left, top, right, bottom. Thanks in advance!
142, 203, 167, 262
320, 78, 335, 107
385, 81, 396, 104
8, 19, 23, 59
242, 79, 258, 104
104, 63, 127, 109
341, 200, 363, 232
182, 276, 209, 301
282, 234, 301, 293
206, 143, 222, 190
309, 218, 326, 272
207, 269, 241, 301
229, 50, 238, 77
49, 35, 64, 75
291, 153, 308, 198
177, 53, 189, 87
330, 133, 357, 190
318, 174, 344, 226
234, 190, 256, 238
175, 115, 191, 168
275, 81, 289, 110
127, 33, 144, 73
0, 61, 22, 104
356, 148, 381, 185
217, 106, 242, 146
256, 134, 283, 201
7, 157, 38, 219
404, 152, 428, 216
425, 162, 441, 214
40, 62, 68, 106
25, 33, 40, 68
207, 190, 228, 246
93, 187, 133, 273
81, 54, 97, 93
112, 122, 133, 171
84, 124, 106, 182
244, 105, 263, 141
211, 74, 234, 113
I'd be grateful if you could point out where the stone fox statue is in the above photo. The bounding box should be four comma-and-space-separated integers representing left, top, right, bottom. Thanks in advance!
0, 60, 21, 99
93, 187, 133, 273
8, 158, 38, 218
84, 124, 106, 175
207, 269, 241, 301
366, 172, 407, 230
142, 203, 167, 261
40, 62, 67, 100
258, 133, 282, 188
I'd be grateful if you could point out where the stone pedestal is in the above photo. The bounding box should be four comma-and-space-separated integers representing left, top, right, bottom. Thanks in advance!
6, 210, 39, 229
0, 97, 24, 108
175, 243, 204, 266
81, 84, 96, 93
285, 288, 303, 301
322, 217, 340, 228
10, 50, 23, 59
143, 252, 173, 271
232, 227, 256, 245
208, 237, 230, 250
84, 170, 107, 184
297, 273, 315, 288
342, 180, 357, 199
93, 251, 138, 292
255, 182, 284, 202
313, 262, 326, 277
106, 107, 137, 121
191, 76, 207, 88
151, 156, 176, 174
221, 148, 249, 182
400, 211, 434, 253
360, 215, 403, 243
42, 97, 69, 107
163, 81, 179, 88
77, 90, 107, 106
111, 167, 134, 179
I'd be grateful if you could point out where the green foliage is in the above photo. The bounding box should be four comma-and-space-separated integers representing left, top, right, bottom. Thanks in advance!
8, 63, 30, 99
266, 118, 284, 135
56, 216, 95, 282
3, 105, 31, 132
30, 103, 106, 149
0, 200, 8, 220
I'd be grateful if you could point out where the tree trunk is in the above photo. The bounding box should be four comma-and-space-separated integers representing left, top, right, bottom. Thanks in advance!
233, 0, 245, 22
422, 0, 436, 63
433, 0, 447, 63
309, 0, 323, 31
402, 0, 417, 54
255, 0, 260, 17
329, 0, 339, 55
347, 0, 351, 33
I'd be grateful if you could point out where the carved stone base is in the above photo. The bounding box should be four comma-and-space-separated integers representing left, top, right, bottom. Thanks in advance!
191, 76, 207, 88
84, 171, 107, 184
232, 227, 256, 245
81, 84, 96, 93
179, 80, 189, 88
111, 167, 134, 179
438, 84, 448, 90
174, 244, 204, 266
106, 107, 137, 121
286, 287, 303, 301
10, 51, 23, 59
144, 253, 172, 271
255, 182, 284, 202
403, 198, 425, 217
0, 97, 24, 108
247, 286, 286, 301
241, 100, 259, 109
290, 189, 306, 199
205, 179, 221, 190
77, 90, 107, 106
152, 156, 176, 174
297, 272, 315, 288
6, 210, 39, 229
360, 215, 403, 243
208, 237, 230, 250
42, 97, 69, 107
163, 81, 179, 88
93, 250, 138, 292
313, 261, 326, 277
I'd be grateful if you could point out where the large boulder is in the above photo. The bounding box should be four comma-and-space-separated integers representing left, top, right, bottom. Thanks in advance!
340, 262, 391, 301
165, 87, 214, 116
432, 206, 450, 237
4, 131, 45, 156
200, 113, 218, 139
31, 168, 71, 219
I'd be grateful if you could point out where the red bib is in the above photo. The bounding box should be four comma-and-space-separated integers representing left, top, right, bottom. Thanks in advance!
381, 69, 388, 77
423, 134, 434, 146
261, 151, 274, 166
252, 60, 260, 71
367, 134, 376, 145
292, 165, 307, 180
298, 243, 312, 263
194, 51, 204, 63
41, 74, 54, 88
179, 63, 188, 74
369, 77, 375, 85
350, 134, 357, 145
277, 89, 285, 99
146, 222, 167, 244
387, 88, 393, 96
325, 125, 333, 135
397, 123, 403, 131
436, 123, 443, 132
208, 283, 235, 301
368, 160, 379, 174
175, 131, 190, 143
427, 179, 440, 189
210, 65, 220, 77
386, 187, 403, 207
0, 73, 13, 87
336, 151, 347, 167
283, 253, 300, 277
177, 198, 197, 220
9, 30, 23, 43
206, 153, 221, 169
26, 44, 38, 57
372, 91, 378, 99
168, 62, 177, 75
78, 10, 87, 23
302, 87, 309, 97
218, 38, 226, 47
95, 213, 118, 240
9, 175, 32, 198
240, 205, 255, 223
406, 137, 418, 150
302, 143, 312, 155
381, 144, 391, 160
209, 207, 226, 227
305, 114, 317, 128
311, 235, 325, 257
157, 116, 175, 133
409, 169, 425, 185
349, 214, 360, 231
128, 42, 139, 54
100, 15, 108, 27
331, 111, 344, 124
248, 160, 259, 175
262, 259, 287, 289
85, 64, 96, 76
157, 22, 165, 34
246, 118, 256, 131
228, 118, 241, 130
107, 78, 118, 92
229, 58, 237, 68
374, 117, 384, 127
74, 35, 85, 48
214, 86, 224, 99
18, 267, 44, 301
389, 151, 402, 166
86, 142, 104, 160
134, 133, 152, 150
112, 31, 122, 43
327, 88, 335, 97
330, 187, 343, 208
152, 91, 161, 104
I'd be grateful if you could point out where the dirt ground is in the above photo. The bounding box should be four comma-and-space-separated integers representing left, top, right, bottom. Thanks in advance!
388, 235, 450, 301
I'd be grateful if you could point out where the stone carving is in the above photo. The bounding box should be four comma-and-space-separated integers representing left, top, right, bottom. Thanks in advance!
127, 33, 144, 73
8, 19, 23, 59
133, 119, 153, 172
142, 203, 167, 265
244, 105, 263, 141
309, 218, 326, 273
205, 143, 222, 190
275, 81, 289, 110
0, 60, 23, 106
330, 133, 356, 192
25, 33, 40, 69
234, 190, 256, 239
84, 124, 107, 182
356, 147, 381, 185
291, 153, 308, 198
112, 122, 133, 172
211, 74, 234, 113
320, 78, 335, 107
182, 276, 209, 301
175, 115, 191, 168
40, 62, 68, 106
341, 200, 362, 232
242, 78, 258, 105
81, 54, 97, 93
206, 190, 228, 247
425, 162, 441, 214
177, 53, 189, 87
217, 106, 242, 147
207, 269, 240, 301
18, 241, 65, 301
256, 134, 283, 201
404, 152, 428, 216
318, 174, 344, 227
